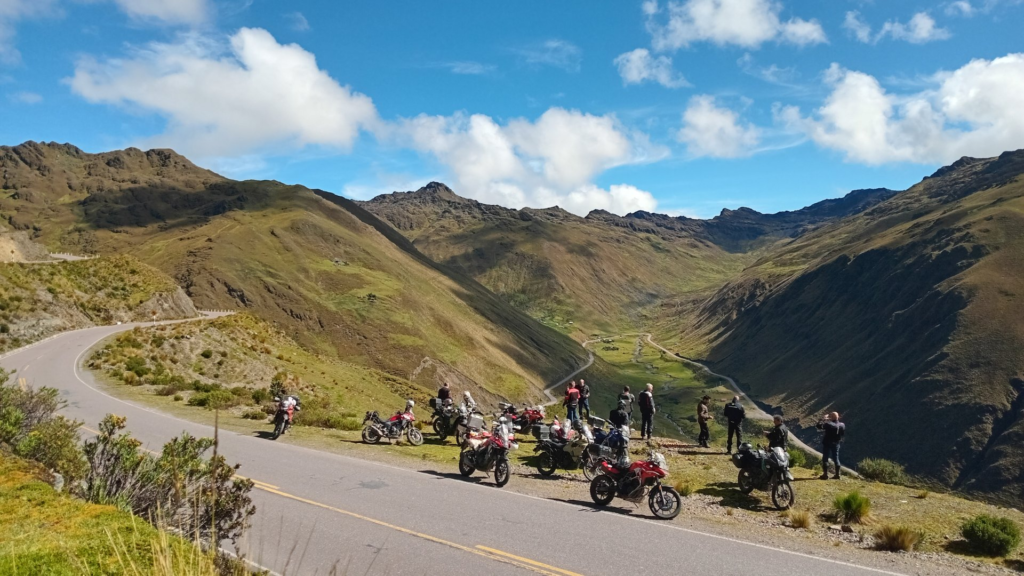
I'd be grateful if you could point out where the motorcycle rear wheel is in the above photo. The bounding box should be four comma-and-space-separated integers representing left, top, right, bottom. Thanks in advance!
771, 480, 795, 510
458, 451, 475, 477
649, 487, 682, 520
536, 450, 557, 477
590, 474, 617, 506
432, 418, 445, 439
362, 426, 381, 444
407, 427, 424, 446
737, 469, 755, 494
494, 458, 511, 487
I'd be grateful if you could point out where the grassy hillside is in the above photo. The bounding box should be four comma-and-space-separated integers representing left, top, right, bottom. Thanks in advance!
0, 454, 223, 576
0, 142, 585, 404
0, 255, 197, 353
361, 183, 895, 333
660, 151, 1024, 505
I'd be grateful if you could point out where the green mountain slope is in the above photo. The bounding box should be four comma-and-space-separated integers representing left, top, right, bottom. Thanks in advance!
664, 151, 1024, 504
0, 142, 586, 405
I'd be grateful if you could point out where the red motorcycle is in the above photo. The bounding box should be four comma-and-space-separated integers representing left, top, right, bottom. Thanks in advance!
500, 402, 545, 435
589, 451, 681, 519
459, 416, 519, 487
362, 400, 424, 446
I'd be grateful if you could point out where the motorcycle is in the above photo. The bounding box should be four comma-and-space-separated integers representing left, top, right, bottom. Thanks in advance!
584, 421, 631, 477
454, 402, 485, 445
731, 443, 795, 510
458, 416, 518, 487
271, 396, 300, 440
500, 402, 545, 435
589, 451, 681, 520
362, 405, 424, 446
430, 398, 461, 442
534, 419, 598, 480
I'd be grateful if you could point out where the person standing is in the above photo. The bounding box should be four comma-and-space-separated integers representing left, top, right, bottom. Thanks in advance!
638, 383, 656, 440
696, 395, 713, 448
618, 386, 635, 422
817, 412, 845, 479
764, 415, 789, 449
564, 381, 580, 423
578, 379, 591, 421
723, 396, 746, 454
437, 382, 451, 402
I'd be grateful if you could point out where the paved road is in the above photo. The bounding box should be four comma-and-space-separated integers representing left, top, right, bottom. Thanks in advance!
2, 322, 908, 576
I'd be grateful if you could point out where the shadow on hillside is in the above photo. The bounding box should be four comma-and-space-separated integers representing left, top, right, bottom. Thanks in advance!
697, 482, 770, 511
1002, 559, 1024, 573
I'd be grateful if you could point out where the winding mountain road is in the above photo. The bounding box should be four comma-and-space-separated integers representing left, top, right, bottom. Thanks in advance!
3, 321, 909, 576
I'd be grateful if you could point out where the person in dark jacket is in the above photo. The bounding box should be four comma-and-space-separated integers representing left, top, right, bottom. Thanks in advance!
618, 386, 635, 421
437, 382, 451, 402
609, 400, 630, 430
817, 412, 845, 479
638, 383, 656, 440
764, 415, 789, 449
723, 396, 745, 454
579, 379, 591, 421
697, 396, 713, 448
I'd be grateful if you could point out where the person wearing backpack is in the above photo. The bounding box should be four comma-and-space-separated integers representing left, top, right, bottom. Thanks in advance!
618, 386, 635, 421
817, 412, 846, 479
578, 379, 591, 421
723, 396, 746, 454
638, 383, 656, 440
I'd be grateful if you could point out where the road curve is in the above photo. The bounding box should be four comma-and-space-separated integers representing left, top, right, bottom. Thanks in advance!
2, 322, 905, 576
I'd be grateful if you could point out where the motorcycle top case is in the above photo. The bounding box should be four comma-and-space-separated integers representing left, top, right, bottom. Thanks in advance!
467, 413, 485, 430
587, 416, 606, 429
429, 397, 441, 410
532, 424, 550, 440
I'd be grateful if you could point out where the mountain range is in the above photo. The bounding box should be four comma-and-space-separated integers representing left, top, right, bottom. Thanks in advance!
3, 140, 1023, 505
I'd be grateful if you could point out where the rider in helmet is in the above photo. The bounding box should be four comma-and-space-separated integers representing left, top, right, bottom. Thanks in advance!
278, 390, 300, 423
461, 390, 477, 412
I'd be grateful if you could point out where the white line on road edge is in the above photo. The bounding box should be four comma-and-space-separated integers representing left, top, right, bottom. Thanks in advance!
28, 323, 904, 576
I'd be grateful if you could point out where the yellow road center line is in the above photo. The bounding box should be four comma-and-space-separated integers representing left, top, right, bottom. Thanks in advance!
476, 546, 584, 576
253, 484, 575, 576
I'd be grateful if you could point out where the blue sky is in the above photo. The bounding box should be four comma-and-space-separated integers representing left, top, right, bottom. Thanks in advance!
2, 0, 1023, 218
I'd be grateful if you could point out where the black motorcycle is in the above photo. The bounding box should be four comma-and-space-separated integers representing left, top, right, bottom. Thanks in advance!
430, 398, 461, 442
535, 420, 598, 480
454, 402, 485, 445
361, 408, 423, 445
459, 416, 518, 487
271, 396, 300, 440
732, 443, 795, 510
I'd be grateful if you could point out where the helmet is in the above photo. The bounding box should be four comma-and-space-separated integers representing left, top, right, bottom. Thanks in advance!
405, 399, 415, 411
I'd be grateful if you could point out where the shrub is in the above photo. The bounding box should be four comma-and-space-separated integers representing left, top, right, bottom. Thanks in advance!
123, 356, 150, 377
961, 515, 1021, 557
788, 509, 811, 529
673, 480, 693, 497
200, 349, 214, 359
172, 394, 183, 402
241, 409, 266, 420
786, 448, 807, 469
858, 458, 907, 485
251, 388, 272, 404
155, 384, 181, 396
916, 490, 929, 499
833, 491, 871, 524
191, 380, 221, 393
187, 390, 238, 410
338, 417, 362, 431
874, 525, 922, 552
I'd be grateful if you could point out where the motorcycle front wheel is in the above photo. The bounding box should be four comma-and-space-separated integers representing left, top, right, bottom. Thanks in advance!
458, 451, 475, 477
737, 469, 755, 494
362, 426, 381, 445
649, 487, 682, 520
536, 450, 557, 477
407, 427, 424, 446
494, 458, 511, 487
272, 420, 284, 440
590, 474, 617, 506
771, 480, 795, 510
581, 452, 601, 481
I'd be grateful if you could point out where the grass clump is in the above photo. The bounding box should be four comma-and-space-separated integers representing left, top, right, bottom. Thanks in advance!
789, 510, 812, 529
673, 480, 693, 497
833, 490, 871, 524
200, 349, 214, 359
960, 515, 1021, 557
858, 458, 907, 485
186, 390, 239, 410
241, 409, 267, 420
874, 525, 923, 552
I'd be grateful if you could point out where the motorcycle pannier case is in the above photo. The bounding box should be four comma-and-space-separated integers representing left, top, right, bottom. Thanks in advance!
588, 416, 606, 428
429, 397, 440, 410
467, 413, 485, 431
533, 424, 550, 440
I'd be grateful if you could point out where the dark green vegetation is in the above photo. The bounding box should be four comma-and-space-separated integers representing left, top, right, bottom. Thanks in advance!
961, 514, 1022, 557
0, 142, 585, 406
0, 254, 196, 353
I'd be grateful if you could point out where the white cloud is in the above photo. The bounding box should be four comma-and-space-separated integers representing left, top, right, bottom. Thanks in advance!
441, 61, 496, 75
737, 53, 798, 85
108, 0, 209, 25
945, 1, 975, 16
777, 55, 1024, 164
286, 11, 309, 32
644, 0, 827, 50
845, 11, 951, 44
67, 28, 379, 158
514, 39, 582, 72
613, 48, 689, 88
8, 90, 40, 103
391, 108, 665, 215
0, 0, 59, 64
678, 95, 761, 158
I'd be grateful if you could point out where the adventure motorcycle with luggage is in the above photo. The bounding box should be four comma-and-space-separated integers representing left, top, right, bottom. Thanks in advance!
583, 418, 630, 477
459, 416, 518, 487
271, 395, 301, 440
500, 402, 545, 435
534, 418, 599, 479
362, 400, 424, 445
589, 451, 681, 519
429, 397, 461, 442
732, 442, 795, 510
